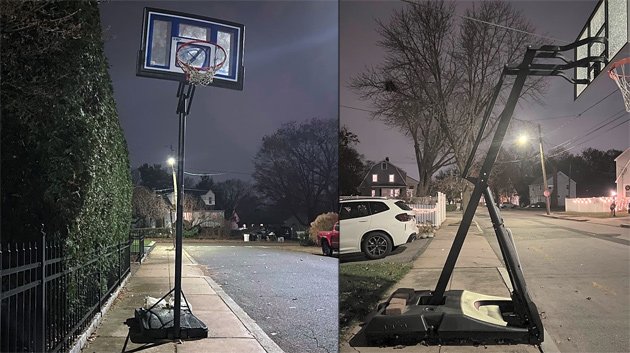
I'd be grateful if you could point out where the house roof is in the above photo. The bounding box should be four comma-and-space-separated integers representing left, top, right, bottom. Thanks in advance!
614, 147, 630, 162
529, 171, 574, 186
359, 158, 410, 187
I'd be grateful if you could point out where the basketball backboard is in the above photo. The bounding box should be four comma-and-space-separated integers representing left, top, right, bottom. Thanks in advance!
137, 7, 245, 90
574, 0, 629, 99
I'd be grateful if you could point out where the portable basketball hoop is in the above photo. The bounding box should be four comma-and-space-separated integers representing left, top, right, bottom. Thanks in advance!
609, 57, 630, 112
176, 40, 227, 86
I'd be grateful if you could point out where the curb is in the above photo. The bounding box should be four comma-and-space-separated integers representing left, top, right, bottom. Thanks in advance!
621, 224, 630, 228
183, 249, 285, 353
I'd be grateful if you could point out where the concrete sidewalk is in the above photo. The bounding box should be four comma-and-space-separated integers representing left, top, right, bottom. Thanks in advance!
341, 214, 548, 353
82, 244, 283, 353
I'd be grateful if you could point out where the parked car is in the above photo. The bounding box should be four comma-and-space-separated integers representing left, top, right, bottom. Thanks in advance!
339, 197, 416, 260
528, 202, 546, 208
499, 203, 518, 209
317, 222, 339, 256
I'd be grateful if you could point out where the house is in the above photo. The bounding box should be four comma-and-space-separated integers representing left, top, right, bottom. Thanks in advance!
615, 148, 630, 198
158, 188, 223, 228
358, 157, 418, 198
528, 171, 576, 207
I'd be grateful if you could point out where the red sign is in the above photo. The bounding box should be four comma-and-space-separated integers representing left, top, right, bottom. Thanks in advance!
543, 190, 550, 197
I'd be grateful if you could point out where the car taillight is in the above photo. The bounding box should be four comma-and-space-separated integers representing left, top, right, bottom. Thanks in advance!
395, 213, 411, 222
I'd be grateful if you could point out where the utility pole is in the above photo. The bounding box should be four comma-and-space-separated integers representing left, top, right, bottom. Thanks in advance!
538, 124, 550, 215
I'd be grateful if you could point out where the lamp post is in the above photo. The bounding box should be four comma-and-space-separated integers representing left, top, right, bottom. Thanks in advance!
537, 124, 551, 215
167, 157, 177, 245
517, 126, 550, 215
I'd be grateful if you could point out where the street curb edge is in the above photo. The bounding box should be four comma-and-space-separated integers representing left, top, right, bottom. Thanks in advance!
183, 248, 285, 353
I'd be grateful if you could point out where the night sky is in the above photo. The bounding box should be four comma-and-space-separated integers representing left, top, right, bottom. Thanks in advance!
341, 0, 629, 179
99, 1, 338, 180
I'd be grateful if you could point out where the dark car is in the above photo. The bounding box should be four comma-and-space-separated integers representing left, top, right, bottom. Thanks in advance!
528, 202, 546, 208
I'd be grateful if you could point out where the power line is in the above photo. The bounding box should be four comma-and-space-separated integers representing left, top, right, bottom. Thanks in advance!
341, 104, 377, 114
547, 109, 626, 152
399, 0, 568, 43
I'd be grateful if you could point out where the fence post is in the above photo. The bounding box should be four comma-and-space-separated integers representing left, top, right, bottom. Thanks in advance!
118, 242, 121, 286
39, 230, 46, 353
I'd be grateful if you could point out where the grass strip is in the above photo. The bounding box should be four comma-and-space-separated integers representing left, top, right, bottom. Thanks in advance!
339, 262, 411, 336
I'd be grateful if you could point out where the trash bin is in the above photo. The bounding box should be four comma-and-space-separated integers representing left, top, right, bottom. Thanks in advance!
243, 233, 250, 242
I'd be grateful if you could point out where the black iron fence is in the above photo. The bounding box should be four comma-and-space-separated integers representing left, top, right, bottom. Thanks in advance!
130, 233, 145, 262
0, 235, 130, 352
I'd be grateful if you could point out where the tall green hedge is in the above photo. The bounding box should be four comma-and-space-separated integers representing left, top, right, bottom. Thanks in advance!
1, 1, 132, 256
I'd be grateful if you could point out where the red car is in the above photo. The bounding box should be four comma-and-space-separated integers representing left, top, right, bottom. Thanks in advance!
317, 222, 339, 256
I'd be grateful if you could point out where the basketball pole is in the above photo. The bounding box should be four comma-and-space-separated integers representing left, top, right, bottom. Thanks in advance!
174, 81, 196, 338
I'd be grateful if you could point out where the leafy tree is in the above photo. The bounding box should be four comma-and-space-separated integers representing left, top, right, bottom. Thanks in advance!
136, 163, 172, 190
253, 118, 338, 226
195, 175, 215, 190
339, 126, 368, 195
547, 148, 621, 197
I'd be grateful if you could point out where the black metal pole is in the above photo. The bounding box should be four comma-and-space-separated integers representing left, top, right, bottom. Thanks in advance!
430, 48, 536, 304
173, 82, 196, 338
173, 83, 188, 338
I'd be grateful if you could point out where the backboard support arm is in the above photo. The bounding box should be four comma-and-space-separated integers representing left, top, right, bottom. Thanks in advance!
428, 38, 607, 340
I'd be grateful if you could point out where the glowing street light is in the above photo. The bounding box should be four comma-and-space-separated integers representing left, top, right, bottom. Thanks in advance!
517, 134, 529, 145
167, 157, 177, 239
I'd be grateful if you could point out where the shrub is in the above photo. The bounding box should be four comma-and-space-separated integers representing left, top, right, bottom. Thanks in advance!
1, 1, 132, 253
308, 212, 338, 244
446, 204, 458, 212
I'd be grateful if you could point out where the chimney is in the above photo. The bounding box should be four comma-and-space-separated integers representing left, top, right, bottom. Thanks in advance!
385, 157, 389, 162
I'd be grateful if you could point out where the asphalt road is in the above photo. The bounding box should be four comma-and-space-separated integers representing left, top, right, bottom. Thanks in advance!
185, 245, 338, 353
475, 209, 630, 353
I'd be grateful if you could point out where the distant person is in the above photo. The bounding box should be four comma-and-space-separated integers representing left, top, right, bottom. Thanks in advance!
610, 201, 616, 217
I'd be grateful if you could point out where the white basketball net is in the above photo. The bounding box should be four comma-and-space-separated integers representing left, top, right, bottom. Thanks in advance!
181, 66, 219, 86
176, 41, 226, 86
609, 59, 630, 112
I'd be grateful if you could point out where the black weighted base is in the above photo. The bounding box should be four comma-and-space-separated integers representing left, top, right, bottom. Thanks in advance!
362, 288, 542, 347
134, 307, 208, 340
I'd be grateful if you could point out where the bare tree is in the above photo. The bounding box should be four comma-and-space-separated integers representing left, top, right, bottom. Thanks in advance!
351, 0, 456, 196
351, 0, 547, 199
132, 186, 168, 227
214, 179, 253, 219
253, 118, 338, 226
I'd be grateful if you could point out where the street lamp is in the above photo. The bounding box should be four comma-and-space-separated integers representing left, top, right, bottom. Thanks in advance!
167, 157, 177, 242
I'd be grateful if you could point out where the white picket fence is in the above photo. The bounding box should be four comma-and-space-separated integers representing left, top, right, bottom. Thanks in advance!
566, 196, 629, 213
409, 192, 447, 227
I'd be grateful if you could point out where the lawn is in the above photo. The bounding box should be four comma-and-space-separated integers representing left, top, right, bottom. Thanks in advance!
339, 262, 411, 337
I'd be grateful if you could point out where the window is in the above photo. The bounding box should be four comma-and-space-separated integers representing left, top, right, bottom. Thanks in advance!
368, 202, 389, 215
394, 201, 413, 211
340, 202, 370, 220
389, 174, 395, 182
372, 174, 378, 182
371, 189, 376, 197
381, 163, 387, 170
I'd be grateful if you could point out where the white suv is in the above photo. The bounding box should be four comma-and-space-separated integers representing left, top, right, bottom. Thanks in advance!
339, 198, 416, 259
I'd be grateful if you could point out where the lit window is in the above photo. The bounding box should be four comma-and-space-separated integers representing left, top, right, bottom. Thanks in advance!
389, 174, 395, 182
371, 189, 376, 197
372, 174, 378, 182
